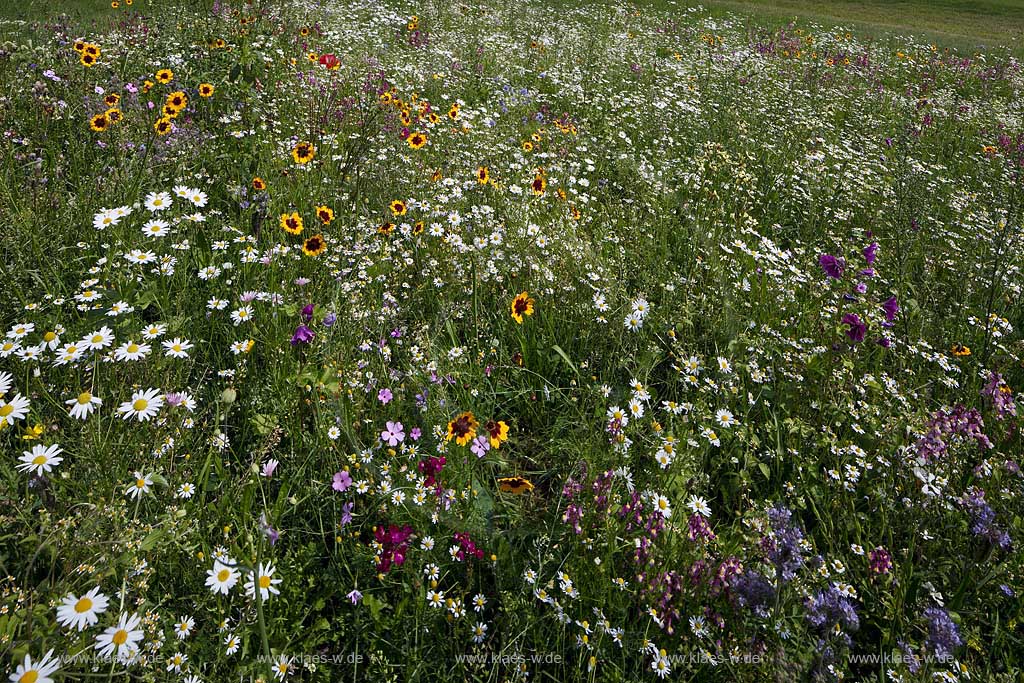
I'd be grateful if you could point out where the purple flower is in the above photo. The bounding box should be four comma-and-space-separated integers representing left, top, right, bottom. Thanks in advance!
765, 505, 806, 582
868, 546, 892, 575
732, 570, 774, 618
301, 303, 315, 322
332, 469, 352, 492
259, 513, 279, 546
805, 584, 859, 646
291, 324, 315, 346
842, 313, 866, 343
863, 241, 879, 264
262, 459, 279, 478
322, 312, 337, 327
470, 435, 491, 458
854, 281, 868, 294
380, 421, 405, 446
923, 607, 963, 658
340, 501, 354, 527
377, 388, 393, 404
881, 296, 899, 322
819, 253, 845, 279
347, 589, 363, 604
410, 427, 422, 441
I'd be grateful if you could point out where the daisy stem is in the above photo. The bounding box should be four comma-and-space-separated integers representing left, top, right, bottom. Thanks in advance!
254, 539, 272, 667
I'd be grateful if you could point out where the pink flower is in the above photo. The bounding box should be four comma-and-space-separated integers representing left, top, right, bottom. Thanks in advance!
262, 459, 279, 478
377, 388, 393, 404
332, 469, 352, 492
470, 435, 490, 458
380, 421, 405, 446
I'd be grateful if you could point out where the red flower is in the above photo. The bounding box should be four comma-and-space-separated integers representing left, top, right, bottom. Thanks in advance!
319, 53, 340, 70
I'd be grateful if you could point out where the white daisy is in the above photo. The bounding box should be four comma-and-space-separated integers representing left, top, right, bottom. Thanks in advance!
144, 191, 173, 212
54, 342, 84, 366
113, 340, 151, 362
56, 587, 109, 631
118, 388, 164, 421
162, 338, 193, 358
174, 615, 195, 640
126, 472, 153, 498
7, 322, 34, 339
0, 393, 30, 427
94, 612, 144, 661
141, 323, 167, 340
8, 650, 60, 683
224, 633, 240, 655
206, 561, 240, 595
245, 562, 281, 601
66, 390, 102, 419
92, 208, 120, 230
230, 306, 253, 326
166, 652, 187, 673
142, 219, 170, 237
272, 654, 292, 681
81, 326, 115, 351
17, 443, 63, 476
715, 409, 736, 428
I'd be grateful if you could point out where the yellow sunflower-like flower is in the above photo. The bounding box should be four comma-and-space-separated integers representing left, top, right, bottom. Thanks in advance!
291, 141, 316, 164
279, 212, 304, 235
446, 411, 479, 447
510, 291, 535, 324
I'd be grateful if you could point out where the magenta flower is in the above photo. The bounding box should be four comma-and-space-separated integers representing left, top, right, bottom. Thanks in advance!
410, 427, 422, 441
881, 296, 899, 322
291, 324, 315, 345
863, 241, 879, 264
377, 388, 393, 404
818, 254, 845, 279
842, 313, 867, 343
301, 303, 315, 322
332, 469, 352, 492
380, 421, 405, 446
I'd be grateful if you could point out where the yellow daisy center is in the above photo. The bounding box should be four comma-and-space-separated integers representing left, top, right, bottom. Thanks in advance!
91, 335, 103, 343
19, 671, 39, 683
259, 575, 271, 589
218, 569, 230, 582
78, 392, 92, 404
112, 628, 128, 645
32, 455, 47, 465
127, 343, 139, 353
132, 399, 148, 412
0, 405, 12, 417
75, 597, 93, 613
136, 478, 146, 489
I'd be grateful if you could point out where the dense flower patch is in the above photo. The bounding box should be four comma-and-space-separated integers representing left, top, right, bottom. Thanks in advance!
1, 0, 1022, 681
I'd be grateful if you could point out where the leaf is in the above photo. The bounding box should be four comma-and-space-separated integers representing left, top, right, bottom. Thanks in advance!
551, 344, 579, 376
251, 413, 278, 436
140, 528, 164, 551
362, 593, 387, 621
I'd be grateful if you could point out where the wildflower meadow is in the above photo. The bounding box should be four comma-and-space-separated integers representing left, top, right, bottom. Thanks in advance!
1, 0, 1023, 681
